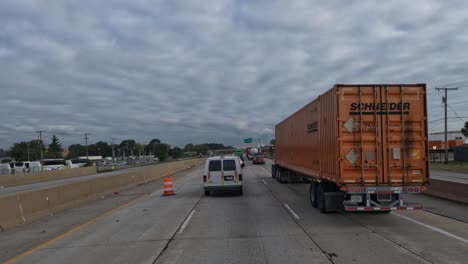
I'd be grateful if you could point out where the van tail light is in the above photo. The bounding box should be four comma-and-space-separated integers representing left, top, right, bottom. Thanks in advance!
203, 175, 207, 182
239, 174, 242, 181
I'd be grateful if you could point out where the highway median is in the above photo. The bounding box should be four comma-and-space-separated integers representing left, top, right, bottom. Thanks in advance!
0, 158, 204, 231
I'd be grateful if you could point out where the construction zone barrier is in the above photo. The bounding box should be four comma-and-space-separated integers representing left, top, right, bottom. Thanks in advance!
0, 158, 204, 231
163, 174, 175, 196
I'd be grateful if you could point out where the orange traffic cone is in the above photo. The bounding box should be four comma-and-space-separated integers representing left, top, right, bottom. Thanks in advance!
163, 174, 175, 196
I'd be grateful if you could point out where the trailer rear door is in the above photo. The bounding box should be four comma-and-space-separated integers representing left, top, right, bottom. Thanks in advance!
337, 84, 428, 186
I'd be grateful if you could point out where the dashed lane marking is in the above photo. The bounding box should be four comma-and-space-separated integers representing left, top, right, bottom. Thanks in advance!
284, 203, 300, 220
178, 210, 195, 234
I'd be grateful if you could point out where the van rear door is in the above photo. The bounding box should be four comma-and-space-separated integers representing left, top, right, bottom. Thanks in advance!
222, 159, 239, 185
208, 160, 222, 185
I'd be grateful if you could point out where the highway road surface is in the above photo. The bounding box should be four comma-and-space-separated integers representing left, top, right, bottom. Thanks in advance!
5, 163, 468, 264
430, 169, 468, 184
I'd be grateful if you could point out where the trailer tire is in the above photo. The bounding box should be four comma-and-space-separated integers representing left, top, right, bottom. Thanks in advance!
278, 168, 286, 183
272, 165, 276, 178
317, 184, 327, 213
309, 182, 318, 208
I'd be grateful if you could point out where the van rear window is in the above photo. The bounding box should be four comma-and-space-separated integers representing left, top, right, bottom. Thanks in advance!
223, 160, 236, 171
208, 160, 221, 171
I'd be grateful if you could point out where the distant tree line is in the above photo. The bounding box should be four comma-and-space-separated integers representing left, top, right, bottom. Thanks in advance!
2, 135, 234, 163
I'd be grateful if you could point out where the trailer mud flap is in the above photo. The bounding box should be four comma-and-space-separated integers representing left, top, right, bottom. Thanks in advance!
325, 192, 345, 212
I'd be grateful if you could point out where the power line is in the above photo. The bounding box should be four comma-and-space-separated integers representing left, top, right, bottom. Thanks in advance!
448, 105, 466, 122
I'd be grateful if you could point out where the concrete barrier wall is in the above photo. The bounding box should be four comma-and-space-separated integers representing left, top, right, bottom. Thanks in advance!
426, 179, 468, 204
0, 159, 204, 231
0, 167, 97, 188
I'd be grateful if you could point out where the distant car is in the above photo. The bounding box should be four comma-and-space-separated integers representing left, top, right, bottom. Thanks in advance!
203, 156, 243, 195
252, 154, 265, 164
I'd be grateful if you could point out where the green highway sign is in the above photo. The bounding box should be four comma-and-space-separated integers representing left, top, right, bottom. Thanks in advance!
244, 138, 252, 143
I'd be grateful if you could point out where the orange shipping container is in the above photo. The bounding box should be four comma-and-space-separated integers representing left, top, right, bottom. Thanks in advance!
274, 84, 429, 212
428, 140, 446, 150
448, 139, 464, 149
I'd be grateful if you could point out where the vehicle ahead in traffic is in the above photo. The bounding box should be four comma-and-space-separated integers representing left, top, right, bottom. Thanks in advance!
253, 153, 265, 164
203, 156, 243, 195
42, 159, 67, 171
272, 84, 429, 213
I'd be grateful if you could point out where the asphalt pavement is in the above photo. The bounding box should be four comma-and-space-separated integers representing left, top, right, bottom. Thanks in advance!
6, 163, 468, 264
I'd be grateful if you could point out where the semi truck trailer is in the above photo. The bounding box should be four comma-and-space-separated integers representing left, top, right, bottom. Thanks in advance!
272, 84, 429, 213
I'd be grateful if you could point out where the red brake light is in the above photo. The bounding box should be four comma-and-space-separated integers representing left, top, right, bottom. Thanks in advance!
413, 187, 419, 193
349, 187, 355, 193
408, 187, 413, 192
355, 187, 361, 193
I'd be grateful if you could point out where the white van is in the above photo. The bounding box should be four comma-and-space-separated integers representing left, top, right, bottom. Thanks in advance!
9, 162, 26, 174
203, 156, 244, 195
24, 161, 42, 173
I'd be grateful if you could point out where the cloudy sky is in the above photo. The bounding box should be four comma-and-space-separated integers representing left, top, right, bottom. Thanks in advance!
1, 0, 468, 148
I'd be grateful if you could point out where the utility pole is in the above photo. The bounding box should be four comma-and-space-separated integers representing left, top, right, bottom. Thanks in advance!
84, 133, 89, 160
36, 130, 45, 168
111, 138, 115, 165
435, 87, 458, 164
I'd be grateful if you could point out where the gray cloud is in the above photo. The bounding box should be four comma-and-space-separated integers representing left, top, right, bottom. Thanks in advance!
1, 0, 468, 148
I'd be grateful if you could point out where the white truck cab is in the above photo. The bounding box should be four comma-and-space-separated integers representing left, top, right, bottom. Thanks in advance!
203, 156, 244, 195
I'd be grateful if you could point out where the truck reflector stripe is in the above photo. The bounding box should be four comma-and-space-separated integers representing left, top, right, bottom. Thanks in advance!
344, 205, 422, 211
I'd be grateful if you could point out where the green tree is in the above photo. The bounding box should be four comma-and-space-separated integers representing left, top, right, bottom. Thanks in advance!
87, 141, 112, 157
193, 145, 209, 155
68, 144, 86, 158
46, 135, 63, 158
170, 147, 183, 159
462, 122, 468, 137
0, 148, 6, 158
145, 139, 161, 154
270, 139, 275, 146
119, 139, 136, 156
9, 140, 45, 161
155, 143, 169, 161
183, 143, 194, 152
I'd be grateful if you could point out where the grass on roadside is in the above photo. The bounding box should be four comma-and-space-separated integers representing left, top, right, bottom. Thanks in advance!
430, 161, 468, 174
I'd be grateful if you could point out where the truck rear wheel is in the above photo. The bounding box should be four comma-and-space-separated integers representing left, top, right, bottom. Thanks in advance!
317, 184, 327, 213
272, 165, 276, 178
309, 182, 318, 208
278, 168, 286, 183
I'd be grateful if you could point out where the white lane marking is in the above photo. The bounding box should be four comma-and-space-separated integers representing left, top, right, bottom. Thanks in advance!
178, 209, 195, 234
262, 179, 267, 185
284, 203, 300, 220
393, 212, 468, 244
